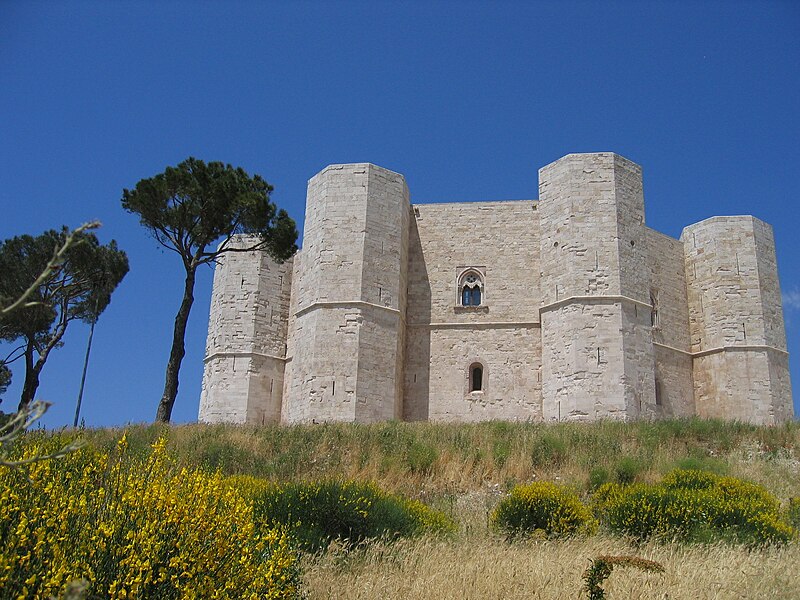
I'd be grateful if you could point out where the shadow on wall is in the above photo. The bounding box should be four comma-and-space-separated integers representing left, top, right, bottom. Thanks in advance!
404, 215, 431, 420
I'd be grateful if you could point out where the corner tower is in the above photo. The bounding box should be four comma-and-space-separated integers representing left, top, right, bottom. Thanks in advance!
199, 236, 293, 424
283, 164, 410, 422
681, 217, 793, 424
538, 153, 656, 421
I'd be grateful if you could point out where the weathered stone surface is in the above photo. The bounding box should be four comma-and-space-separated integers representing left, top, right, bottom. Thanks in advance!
538, 153, 655, 421
199, 236, 292, 424
405, 200, 541, 422
200, 153, 793, 426
682, 216, 793, 424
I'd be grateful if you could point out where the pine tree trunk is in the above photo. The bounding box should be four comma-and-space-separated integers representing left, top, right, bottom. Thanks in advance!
19, 340, 40, 410
156, 267, 196, 423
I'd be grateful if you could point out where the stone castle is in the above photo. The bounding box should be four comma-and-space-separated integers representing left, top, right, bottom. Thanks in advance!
199, 152, 793, 426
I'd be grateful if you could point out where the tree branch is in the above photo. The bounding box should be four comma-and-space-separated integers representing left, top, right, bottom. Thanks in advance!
3, 345, 26, 365
1, 221, 100, 316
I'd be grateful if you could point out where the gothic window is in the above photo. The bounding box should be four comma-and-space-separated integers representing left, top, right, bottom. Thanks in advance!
459, 270, 483, 307
469, 363, 483, 392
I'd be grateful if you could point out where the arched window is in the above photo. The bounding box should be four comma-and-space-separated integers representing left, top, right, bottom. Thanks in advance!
470, 363, 483, 392
459, 271, 483, 307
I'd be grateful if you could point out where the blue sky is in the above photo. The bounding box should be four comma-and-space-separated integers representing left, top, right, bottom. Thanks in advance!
1, 1, 798, 427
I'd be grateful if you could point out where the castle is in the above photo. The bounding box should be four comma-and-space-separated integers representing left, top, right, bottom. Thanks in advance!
199, 152, 793, 426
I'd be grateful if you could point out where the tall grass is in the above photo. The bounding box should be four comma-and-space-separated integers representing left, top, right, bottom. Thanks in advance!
10, 418, 800, 598
303, 535, 800, 599
67, 418, 800, 498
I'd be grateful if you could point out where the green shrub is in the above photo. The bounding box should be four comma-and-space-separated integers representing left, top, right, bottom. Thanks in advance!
491, 481, 597, 539
251, 480, 455, 553
588, 467, 610, 491
592, 469, 796, 545
492, 438, 512, 468
787, 498, 800, 529
406, 441, 438, 474
673, 456, 729, 476
530, 433, 568, 468
661, 468, 719, 490
0, 434, 301, 599
614, 456, 643, 484
582, 555, 664, 600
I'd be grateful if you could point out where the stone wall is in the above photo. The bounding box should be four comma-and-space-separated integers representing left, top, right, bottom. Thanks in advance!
682, 216, 793, 424
404, 200, 541, 421
199, 236, 293, 424
201, 153, 793, 426
538, 153, 655, 421
646, 228, 695, 417
284, 164, 409, 423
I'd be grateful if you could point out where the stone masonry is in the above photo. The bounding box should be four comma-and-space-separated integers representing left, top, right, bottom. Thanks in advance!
199, 153, 793, 425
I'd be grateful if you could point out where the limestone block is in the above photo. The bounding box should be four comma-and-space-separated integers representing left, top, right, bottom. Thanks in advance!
682, 216, 793, 423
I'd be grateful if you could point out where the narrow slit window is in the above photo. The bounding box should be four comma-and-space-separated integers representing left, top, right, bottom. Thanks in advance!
650, 290, 659, 329
470, 364, 483, 392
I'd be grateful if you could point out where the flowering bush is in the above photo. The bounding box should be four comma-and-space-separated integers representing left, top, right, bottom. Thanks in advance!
788, 497, 800, 529
592, 469, 796, 545
251, 479, 456, 553
0, 434, 301, 599
491, 481, 597, 539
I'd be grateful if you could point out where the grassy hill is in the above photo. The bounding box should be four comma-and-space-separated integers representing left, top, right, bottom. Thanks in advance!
21, 418, 800, 598
75, 417, 800, 497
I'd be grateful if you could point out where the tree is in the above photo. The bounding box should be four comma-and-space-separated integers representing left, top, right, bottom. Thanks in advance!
0, 223, 92, 466
0, 227, 129, 410
122, 157, 298, 423
0, 363, 10, 401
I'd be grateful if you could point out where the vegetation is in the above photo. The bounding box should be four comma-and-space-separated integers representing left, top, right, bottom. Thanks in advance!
122, 158, 298, 423
593, 469, 796, 545
4, 418, 799, 598
0, 225, 128, 410
491, 481, 596, 539
304, 534, 800, 599
248, 479, 454, 553
0, 362, 9, 400
0, 223, 97, 467
70, 418, 800, 499
788, 497, 800, 530
0, 434, 301, 598
582, 555, 664, 600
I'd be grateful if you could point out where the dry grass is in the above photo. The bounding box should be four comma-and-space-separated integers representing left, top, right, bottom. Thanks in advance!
71, 419, 800, 498
305, 534, 800, 599
305, 482, 800, 600
305, 487, 800, 599
37, 420, 800, 598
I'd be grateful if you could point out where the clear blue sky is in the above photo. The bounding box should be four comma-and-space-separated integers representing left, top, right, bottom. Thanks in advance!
1, 1, 798, 427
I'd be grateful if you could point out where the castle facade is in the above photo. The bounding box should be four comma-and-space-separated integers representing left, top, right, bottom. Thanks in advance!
199, 153, 793, 425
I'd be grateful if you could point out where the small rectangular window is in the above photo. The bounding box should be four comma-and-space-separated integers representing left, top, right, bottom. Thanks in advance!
470, 364, 483, 392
